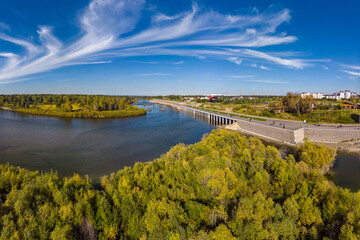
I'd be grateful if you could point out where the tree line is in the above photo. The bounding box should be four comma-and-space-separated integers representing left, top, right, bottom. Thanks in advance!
0, 95, 146, 118
0, 94, 134, 112
0, 129, 358, 239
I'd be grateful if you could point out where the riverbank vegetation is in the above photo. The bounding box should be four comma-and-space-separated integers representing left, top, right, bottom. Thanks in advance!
0, 129, 359, 239
185, 93, 360, 124
0, 94, 146, 118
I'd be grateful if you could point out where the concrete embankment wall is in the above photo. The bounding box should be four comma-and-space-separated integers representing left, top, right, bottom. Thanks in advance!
236, 120, 301, 144
237, 120, 360, 143
304, 128, 360, 143
237, 120, 360, 144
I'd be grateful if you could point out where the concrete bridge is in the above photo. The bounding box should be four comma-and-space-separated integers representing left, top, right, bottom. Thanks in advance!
151, 99, 237, 125
180, 105, 237, 125
151, 99, 360, 145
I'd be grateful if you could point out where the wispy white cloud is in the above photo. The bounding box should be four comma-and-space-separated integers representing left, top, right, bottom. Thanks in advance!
0, 0, 315, 84
229, 75, 254, 78
342, 64, 360, 70
134, 61, 159, 64
248, 62, 270, 70
343, 70, 360, 76
238, 49, 308, 69
152, 13, 183, 22
173, 61, 184, 65
341, 64, 360, 77
0, 22, 10, 31
228, 57, 242, 65
0, 0, 144, 83
259, 65, 271, 70
73, 61, 112, 65
266, 51, 312, 57
244, 79, 288, 84
137, 72, 171, 76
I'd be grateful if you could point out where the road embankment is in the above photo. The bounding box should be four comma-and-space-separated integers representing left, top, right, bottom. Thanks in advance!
152, 99, 360, 152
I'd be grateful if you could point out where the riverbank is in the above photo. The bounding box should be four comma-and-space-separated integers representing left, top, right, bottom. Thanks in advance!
0, 106, 146, 118
153, 99, 360, 152
158, 99, 360, 126
190, 100, 360, 124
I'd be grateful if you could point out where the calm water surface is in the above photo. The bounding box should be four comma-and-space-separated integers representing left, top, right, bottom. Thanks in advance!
0, 100, 214, 181
332, 152, 360, 192
0, 100, 359, 190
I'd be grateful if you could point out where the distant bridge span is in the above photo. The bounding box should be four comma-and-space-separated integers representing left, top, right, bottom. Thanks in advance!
151, 99, 237, 125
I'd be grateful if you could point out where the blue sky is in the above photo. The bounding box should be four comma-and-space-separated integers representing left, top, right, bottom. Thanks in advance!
0, 0, 359, 95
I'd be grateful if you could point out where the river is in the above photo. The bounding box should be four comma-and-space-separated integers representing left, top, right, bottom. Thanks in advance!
0, 100, 359, 191
0, 100, 214, 181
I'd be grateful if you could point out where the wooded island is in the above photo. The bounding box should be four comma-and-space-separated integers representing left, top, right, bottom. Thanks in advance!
0, 94, 146, 118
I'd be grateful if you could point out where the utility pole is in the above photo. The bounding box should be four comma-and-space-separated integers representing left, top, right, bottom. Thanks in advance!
318, 112, 320, 125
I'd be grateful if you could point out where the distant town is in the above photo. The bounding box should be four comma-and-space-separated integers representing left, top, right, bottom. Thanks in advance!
157, 90, 360, 123
161, 90, 359, 104
301, 90, 357, 100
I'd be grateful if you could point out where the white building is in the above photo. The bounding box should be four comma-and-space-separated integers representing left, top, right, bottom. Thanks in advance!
312, 93, 324, 99
345, 90, 351, 99
301, 92, 324, 99
339, 91, 345, 99
302, 90, 356, 100
301, 92, 311, 98
324, 90, 356, 100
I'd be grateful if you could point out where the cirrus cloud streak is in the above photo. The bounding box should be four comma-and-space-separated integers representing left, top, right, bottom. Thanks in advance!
0, 0, 315, 83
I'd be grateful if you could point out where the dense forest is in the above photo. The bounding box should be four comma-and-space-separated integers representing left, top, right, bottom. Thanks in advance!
0, 129, 359, 239
0, 95, 146, 118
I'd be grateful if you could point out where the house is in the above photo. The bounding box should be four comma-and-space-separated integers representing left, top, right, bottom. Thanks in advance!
342, 101, 359, 110
209, 95, 219, 103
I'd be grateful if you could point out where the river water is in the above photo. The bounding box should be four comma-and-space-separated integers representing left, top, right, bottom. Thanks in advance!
0, 100, 215, 181
0, 100, 359, 190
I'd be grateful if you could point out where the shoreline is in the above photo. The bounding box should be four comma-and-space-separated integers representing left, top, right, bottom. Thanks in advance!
157, 99, 360, 126
151, 100, 360, 153
0, 107, 147, 119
